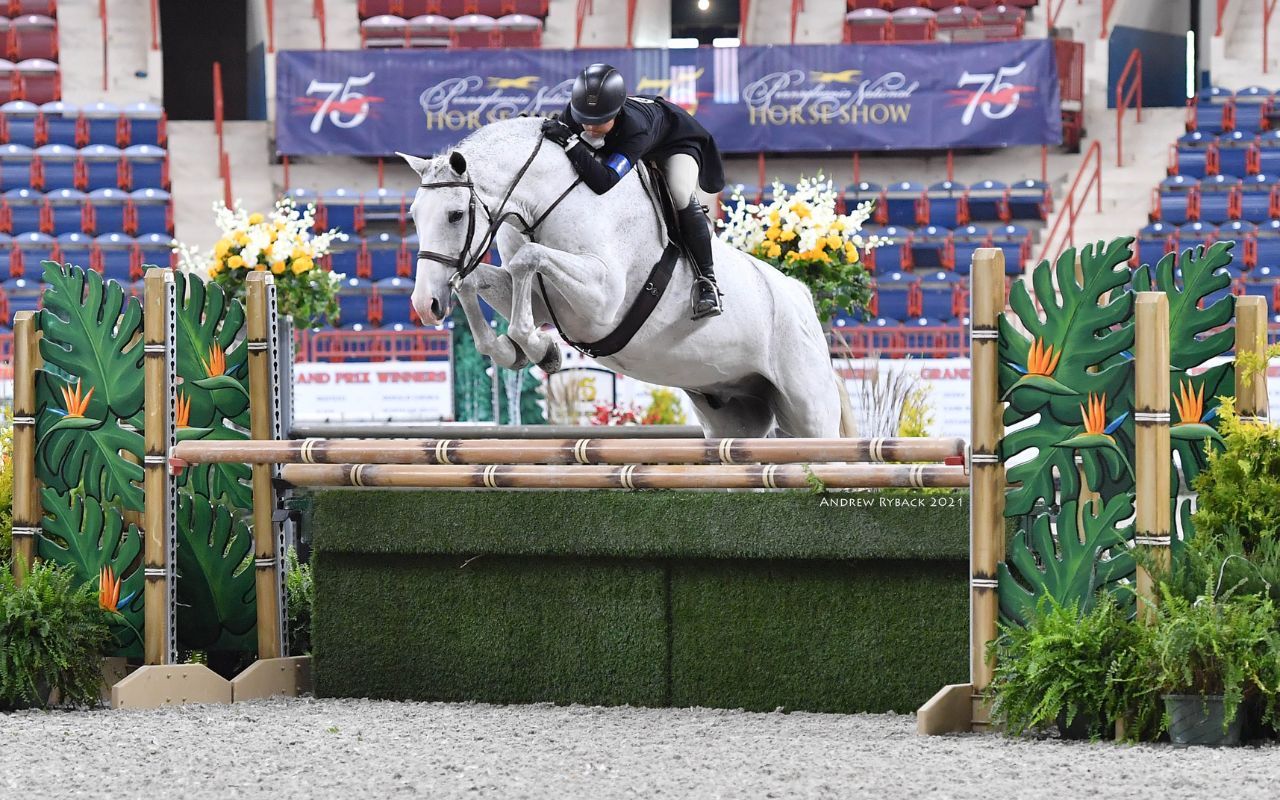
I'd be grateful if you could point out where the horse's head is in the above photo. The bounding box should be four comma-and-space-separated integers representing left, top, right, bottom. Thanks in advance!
400, 149, 482, 325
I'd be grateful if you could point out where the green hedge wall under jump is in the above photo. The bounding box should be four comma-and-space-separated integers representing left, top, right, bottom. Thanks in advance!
308, 489, 970, 713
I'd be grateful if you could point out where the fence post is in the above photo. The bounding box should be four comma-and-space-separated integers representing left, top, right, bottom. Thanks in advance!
1134, 292, 1171, 623
10, 311, 41, 586
1237, 295, 1270, 424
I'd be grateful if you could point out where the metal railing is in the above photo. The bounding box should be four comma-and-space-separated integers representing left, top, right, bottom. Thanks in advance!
1038, 140, 1102, 264
1115, 48, 1143, 167
1267, 0, 1279, 74
740, 0, 750, 45
791, 0, 804, 43
1101, 0, 1117, 38
150, 0, 159, 50
213, 62, 233, 208
575, 0, 591, 47
315, 0, 327, 49
626, 0, 637, 46
100, 0, 109, 91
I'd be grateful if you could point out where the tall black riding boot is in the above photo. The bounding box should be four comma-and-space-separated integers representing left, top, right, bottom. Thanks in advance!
676, 202, 722, 320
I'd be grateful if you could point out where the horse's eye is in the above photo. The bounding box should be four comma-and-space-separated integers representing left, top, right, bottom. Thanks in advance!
448, 210, 464, 223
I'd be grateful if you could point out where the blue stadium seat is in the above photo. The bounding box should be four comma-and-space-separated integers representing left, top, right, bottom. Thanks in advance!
1217, 130, 1254, 178
1138, 222, 1176, 267
327, 237, 361, 276
873, 272, 916, 322
130, 188, 170, 235
35, 144, 76, 191
1199, 174, 1239, 224
1233, 86, 1271, 132
1193, 86, 1233, 134
365, 231, 401, 281
1157, 175, 1197, 225
1173, 132, 1213, 178
1241, 174, 1275, 223
1, 100, 38, 147
137, 232, 173, 269
1009, 179, 1049, 220
1241, 279, 1277, 313
122, 102, 165, 147
1258, 131, 1280, 174
1178, 221, 1216, 250
337, 277, 373, 327
40, 101, 80, 147
47, 187, 84, 234
0, 233, 13, 279
321, 188, 362, 234
910, 225, 951, 270
6, 280, 41, 320
375, 276, 414, 326
925, 181, 965, 227
842, 181, 883, 217
2, 187, 40, 233
870, 225, 910, 273
0, 143, 33, 191
83, 102, 121, 147
1255, 220, 1280, 270
81, 144, 123, 191
88, 187, 128, 235
966, 180, 1009, 222
362, 187, 408, 229
124, 144, 166, 189
950, 224, 990, 277
95, 232, 134, 282
919, 271, 959, 321
991, 224, 1029, 274
884, 181, 923, 226
54, 231, 91, 270
13, 230, 53, 278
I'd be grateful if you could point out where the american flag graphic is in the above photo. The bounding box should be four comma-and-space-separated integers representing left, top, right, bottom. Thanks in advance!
669, 64, 699, 113
714, 47, 740, 104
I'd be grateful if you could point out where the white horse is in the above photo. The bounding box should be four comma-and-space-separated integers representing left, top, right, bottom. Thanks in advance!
401, 116, 854, 438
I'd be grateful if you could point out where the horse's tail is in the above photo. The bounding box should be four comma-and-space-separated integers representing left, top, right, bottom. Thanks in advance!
834, 371, 857, 438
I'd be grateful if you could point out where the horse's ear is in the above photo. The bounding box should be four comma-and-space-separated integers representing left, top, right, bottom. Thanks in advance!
396, 151, 433, 177
448, 150, 467, 176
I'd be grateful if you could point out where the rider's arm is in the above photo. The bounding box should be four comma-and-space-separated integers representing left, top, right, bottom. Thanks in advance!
563, 140, 636, 194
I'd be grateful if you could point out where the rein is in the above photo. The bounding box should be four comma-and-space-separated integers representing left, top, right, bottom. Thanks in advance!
416, 135, 581, 283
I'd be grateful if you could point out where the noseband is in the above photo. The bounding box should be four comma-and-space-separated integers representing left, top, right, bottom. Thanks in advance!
416, 135, 581, 284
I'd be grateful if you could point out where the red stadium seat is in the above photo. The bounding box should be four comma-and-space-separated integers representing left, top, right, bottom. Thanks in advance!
437, 0, 470, 17
407, 14, 451, 47
472, 0, 506, 17
936, 4, 978, 38
449, 14, 496, 47
508, 0, 546, 14
9, 0, 56, 16
361, 14, 408, 47
889, 7, 936, 41
10, 15, 56, 62
358, 0, 400, 18
16, 58, 56, 104
400, 0, 432, 16
496, 13, 541, 47
978, 4, 1024, 39
844, 8, 891, 42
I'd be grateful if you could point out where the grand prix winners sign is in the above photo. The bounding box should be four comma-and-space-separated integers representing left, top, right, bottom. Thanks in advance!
276, 40, 1061, 156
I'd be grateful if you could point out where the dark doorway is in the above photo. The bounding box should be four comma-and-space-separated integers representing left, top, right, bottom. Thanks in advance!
160, 0, 248, 120
672, 0, 740, 44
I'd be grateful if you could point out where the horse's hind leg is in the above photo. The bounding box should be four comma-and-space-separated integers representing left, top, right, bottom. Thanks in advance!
768, 358, 843, 438
686, 391, 776, 438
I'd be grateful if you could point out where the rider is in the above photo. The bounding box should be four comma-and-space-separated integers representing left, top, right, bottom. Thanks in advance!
540, 63, 725, 320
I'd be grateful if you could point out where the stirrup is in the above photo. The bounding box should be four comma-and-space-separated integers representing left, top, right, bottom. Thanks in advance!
691, 277, 722, 320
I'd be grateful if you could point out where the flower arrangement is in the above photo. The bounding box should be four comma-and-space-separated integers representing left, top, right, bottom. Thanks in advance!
718, 175, 881, 322
173, 197, 347, 327
590, 402, 653, 426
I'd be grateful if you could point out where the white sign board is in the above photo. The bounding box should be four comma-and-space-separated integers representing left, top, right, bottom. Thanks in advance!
292, 361, 452, 422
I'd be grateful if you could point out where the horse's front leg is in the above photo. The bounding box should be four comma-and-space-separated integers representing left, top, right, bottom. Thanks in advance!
455, 264, 528, 369
504, 243, 614, 374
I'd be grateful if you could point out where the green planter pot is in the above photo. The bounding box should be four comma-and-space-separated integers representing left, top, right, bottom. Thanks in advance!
1164, 694, 1244, 746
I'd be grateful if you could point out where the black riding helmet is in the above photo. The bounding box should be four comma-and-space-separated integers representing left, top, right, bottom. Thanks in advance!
570, 64, 626, 125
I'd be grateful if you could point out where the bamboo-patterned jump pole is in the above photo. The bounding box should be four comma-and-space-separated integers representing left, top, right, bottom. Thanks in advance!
143, 268, 177, 665
279, 462, 970, 490
969, 248, 1006, 728
246, 273, 285, 662
173, 436, 969, 467
1134, 292, 1171, 624
10, 312, 40, 585
1236, 295, 1270, 424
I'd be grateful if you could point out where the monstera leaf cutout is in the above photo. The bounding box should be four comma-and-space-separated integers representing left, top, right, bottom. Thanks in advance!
36, 415, 144, 510
174, 271, 250, 429
35, 262, 144, 423
998, 495, 1136, 625
37, 488, 144, 657
1132, 243, 1235, 371
175, 491, 257, 653
176, 426, 253, 509
1000, 239, 1137, 516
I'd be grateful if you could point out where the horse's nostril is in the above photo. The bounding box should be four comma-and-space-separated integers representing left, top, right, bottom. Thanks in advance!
431, 298, 442, 319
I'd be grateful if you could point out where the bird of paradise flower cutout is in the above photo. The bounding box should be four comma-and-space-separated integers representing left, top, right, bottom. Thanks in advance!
1002, 337, 1075, 401
1052, 392, 1134, 479
98, 565, 142, 643
58, 380, 94, 419
1170, 378, 1225, 448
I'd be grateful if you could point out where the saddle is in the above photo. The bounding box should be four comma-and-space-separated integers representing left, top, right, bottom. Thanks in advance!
537, 162, 694, 360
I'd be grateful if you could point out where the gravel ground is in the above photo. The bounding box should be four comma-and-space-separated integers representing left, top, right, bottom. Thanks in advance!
3, 697, 1279, 799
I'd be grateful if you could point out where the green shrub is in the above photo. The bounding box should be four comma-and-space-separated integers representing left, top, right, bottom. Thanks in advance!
1192, 400, 1280, 554
0, 560, 111, 710
988, 594, 1160, 741
0, 408, 14, 563
285, 547, 313, 656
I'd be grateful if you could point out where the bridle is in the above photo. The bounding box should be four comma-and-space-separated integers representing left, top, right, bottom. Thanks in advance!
415, 135, 581, 287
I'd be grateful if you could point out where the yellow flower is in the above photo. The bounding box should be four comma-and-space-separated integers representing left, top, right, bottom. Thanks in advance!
292, 246, 311, 260
831, 220, 845, 232
785, 251, 799, 262
253, 261, 268, 271
779, 229, 796, 242
844, 242, 860, 263
235, 231, 249, 246
826, 235, 844, 251
790, 202, 811, 219
768, 209, 780, 224
292, 256, 314, 274
227, 254, 245, 269
766, 242, 782, 259
765, 226, 781, 241
271, 260, 286, 274
214, 239, 231, 258
248, 212, 264, 225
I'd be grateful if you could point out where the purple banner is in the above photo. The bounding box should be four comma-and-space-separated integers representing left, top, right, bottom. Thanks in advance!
276, 41, 1061, 157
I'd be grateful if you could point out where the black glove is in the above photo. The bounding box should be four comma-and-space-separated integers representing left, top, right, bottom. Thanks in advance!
541, 117, 574, 147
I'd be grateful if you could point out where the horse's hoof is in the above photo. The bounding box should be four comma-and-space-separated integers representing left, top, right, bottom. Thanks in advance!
537, 342, 562, 373
494, 335, 529, 370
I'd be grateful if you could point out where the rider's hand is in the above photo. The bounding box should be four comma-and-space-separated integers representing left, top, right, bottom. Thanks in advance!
541, 117, 575, 147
